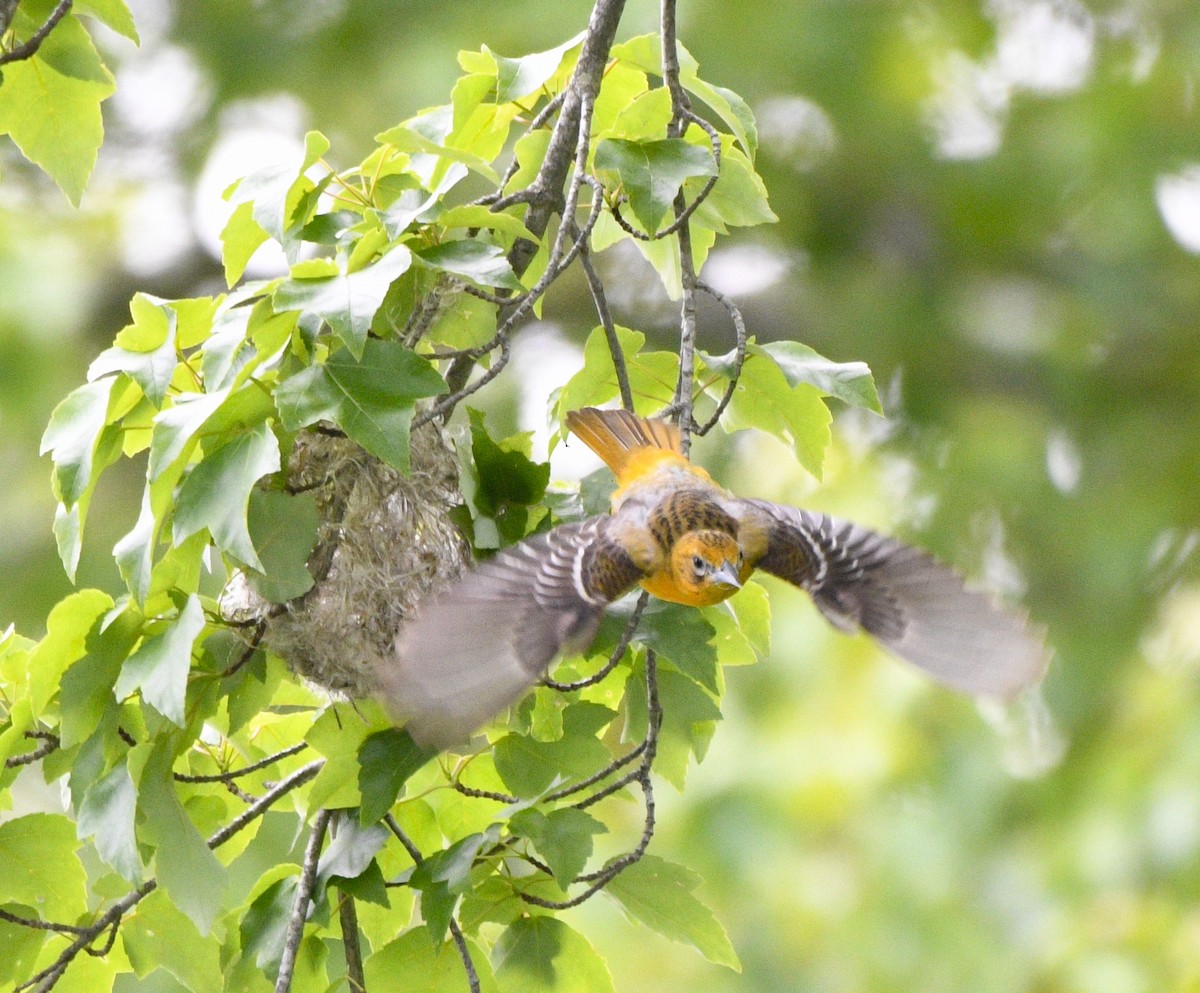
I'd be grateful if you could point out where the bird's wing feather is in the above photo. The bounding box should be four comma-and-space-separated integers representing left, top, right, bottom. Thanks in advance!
735, 499, 1049, 698
380, 517, 646, 750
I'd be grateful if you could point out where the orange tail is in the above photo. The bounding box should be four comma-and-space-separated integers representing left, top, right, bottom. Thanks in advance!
565, 407, 682, 475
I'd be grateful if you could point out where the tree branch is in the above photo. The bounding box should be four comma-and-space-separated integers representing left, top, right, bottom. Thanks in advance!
383, 814, 480, 993
174, 741, 309, 784
694, 279, 748, 435
0, 0, 72, 66
275, 808, 333, 993
5, 730, 60, 768
16, 759, 324, 993
338, 894, 366, 993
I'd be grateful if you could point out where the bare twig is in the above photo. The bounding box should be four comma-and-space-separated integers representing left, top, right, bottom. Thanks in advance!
452, 781, 520, 804
694, 279, 748, 435
5, 730, 60, 768
275, 808, 333, 993
338, 894, 367, 993
0, 908, 88, 938
448, 920, 481, 993
17, 759, 324, 993
520, 648, 661, 909
575, 234, 635, 411
0, 0, 72, 66
543, 592, 648, 691
175, 742, 309, 784
382, 815, 480, 993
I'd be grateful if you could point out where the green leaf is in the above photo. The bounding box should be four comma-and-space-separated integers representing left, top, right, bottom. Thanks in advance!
114, 489, 156, 603
375, 122, 500, 186
758, 340, 883, 413
494, 916, 614, 993
123, 889, 224, 992
148, 388, 232, 481
365, 929, 498, 993
625, 662, 721, 790
611, 34, 757, 156
26, 588, 112, 717
700, 580, 771, 667
0, 12, 115, 204
409, 825, 501, 940
606, 854, 740, 970
315, 813, 389, 894
0, 914, 47, 987
113, 595, 207, 726
172, 422, 280, 571
509, 808, 606, 888
637, 604, 719, 692
76, 0, 139, 41
244, 489, 319, 603
274, 245, 413, 357
220, 200, 270, 286
490, 31, 585, 102
40, 378, 116, 507
357, 728, 436, 824
0, 814, 88, 920
691, 140, 777, 229
137, 738, 227, 933
239, 874, 296, 973
438, 204, 538, 243
555, 325, 679, 426
77, 757, 142, 882
427, 292, 498, 351
88, 299, 178, 408
469, 409, 550, 516
275, 338, 446, 474
417, 239, 520, 290
594, 137, 717, 232
494, 704, 616, 798
230, 130, 330, 246
718, 344, 833, 479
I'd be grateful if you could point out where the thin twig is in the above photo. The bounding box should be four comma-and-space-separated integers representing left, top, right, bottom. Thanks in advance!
0, 0, 72, 66
693, 279, 748, 435
339, 894, 367, 993
382, 815, 480, 993
542, 592, 647, 691
0, 908, 88, 937
452, 782, 520, 804
545, 740, 647, 803
448, 920, 481, 993
575, 234, 635, 411
520, 648, 661, 909
275, 808, 333, 993
5, 730, 60, 768
175, 742, 309, 784
17, 760, 324, 993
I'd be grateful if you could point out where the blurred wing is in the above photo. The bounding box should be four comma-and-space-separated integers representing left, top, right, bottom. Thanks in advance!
737, 500, 1049, 698
380, 517, 645, 751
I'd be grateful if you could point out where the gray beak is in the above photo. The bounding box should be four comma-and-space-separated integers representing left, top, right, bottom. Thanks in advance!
711, 560, 742, 589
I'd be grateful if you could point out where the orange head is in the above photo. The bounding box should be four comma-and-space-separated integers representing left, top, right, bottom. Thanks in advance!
665, 530, 746, 607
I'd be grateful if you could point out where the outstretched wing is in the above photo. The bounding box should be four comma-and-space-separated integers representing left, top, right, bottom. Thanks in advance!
735, 500, 1049, 698
379, 517, 646, 750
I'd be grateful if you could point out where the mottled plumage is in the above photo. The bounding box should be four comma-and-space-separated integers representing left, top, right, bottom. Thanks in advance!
381, 407, 1049, 750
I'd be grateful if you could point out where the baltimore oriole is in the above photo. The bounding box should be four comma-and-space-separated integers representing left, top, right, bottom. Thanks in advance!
380, 407, 1049, 750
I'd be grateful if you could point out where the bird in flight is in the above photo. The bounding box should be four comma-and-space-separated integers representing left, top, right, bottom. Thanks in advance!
380, 407, 1049, 750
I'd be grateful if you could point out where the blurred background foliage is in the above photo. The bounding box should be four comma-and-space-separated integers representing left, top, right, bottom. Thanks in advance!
3, 0, 1200, 990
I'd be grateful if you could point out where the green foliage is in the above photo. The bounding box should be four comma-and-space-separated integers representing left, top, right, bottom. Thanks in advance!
0, 15, 876, 993
0, 0, 136, 203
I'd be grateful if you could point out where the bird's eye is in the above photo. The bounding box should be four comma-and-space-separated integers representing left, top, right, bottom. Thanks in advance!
691, 555, 705, 574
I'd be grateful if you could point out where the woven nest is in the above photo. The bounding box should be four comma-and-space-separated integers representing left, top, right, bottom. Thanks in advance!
220, 421, 469, 699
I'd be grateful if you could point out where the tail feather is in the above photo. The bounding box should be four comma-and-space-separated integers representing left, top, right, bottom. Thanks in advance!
566, 407, 681, 474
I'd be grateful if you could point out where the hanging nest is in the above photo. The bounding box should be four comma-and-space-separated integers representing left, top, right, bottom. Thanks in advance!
220, 420, 470, 700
